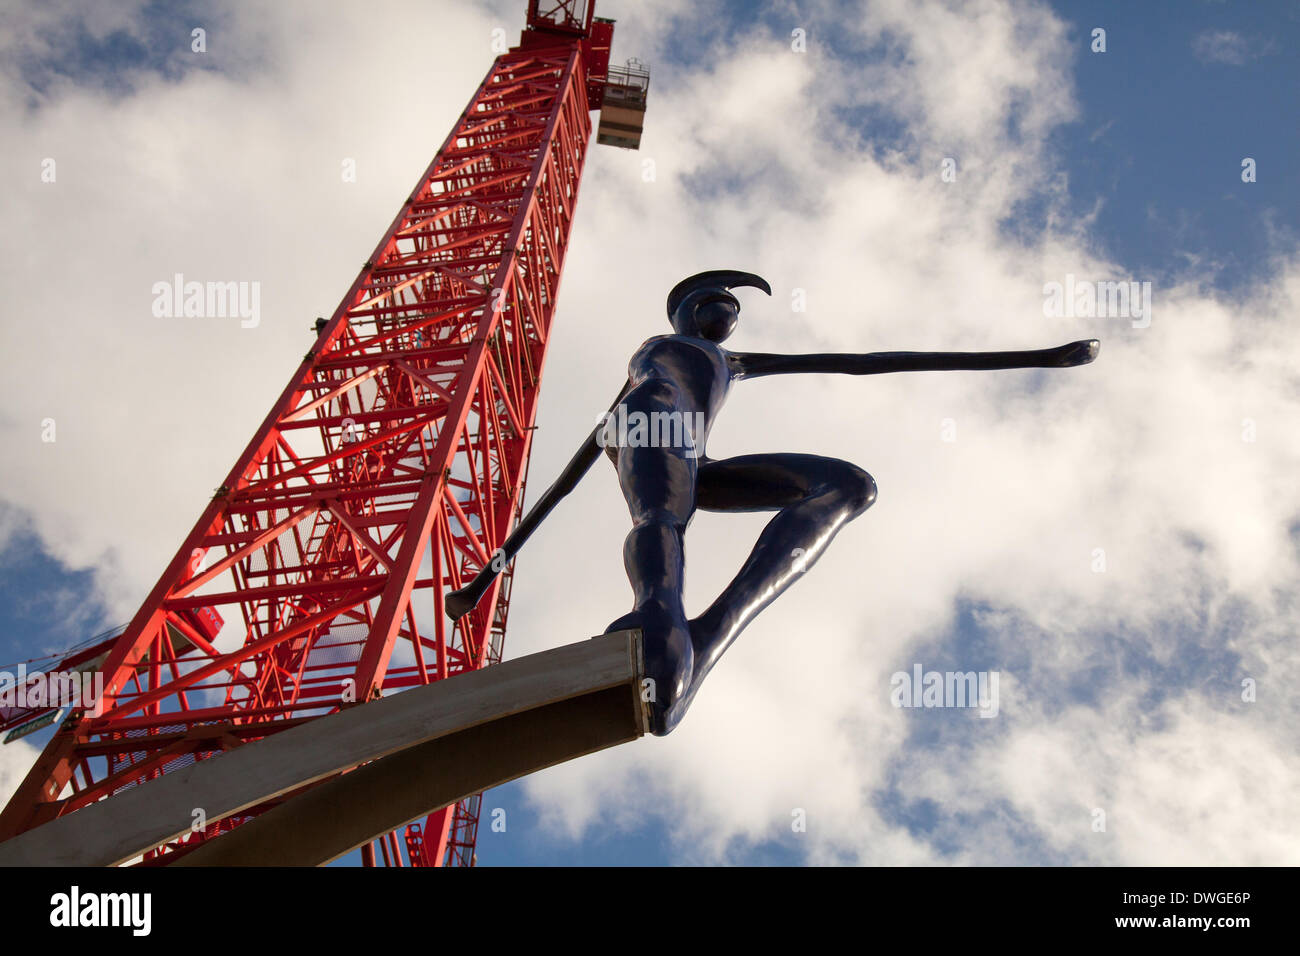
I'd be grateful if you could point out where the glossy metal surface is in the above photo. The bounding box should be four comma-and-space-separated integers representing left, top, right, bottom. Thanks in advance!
448, 269, 1099, 736
602, 270, 1098, 735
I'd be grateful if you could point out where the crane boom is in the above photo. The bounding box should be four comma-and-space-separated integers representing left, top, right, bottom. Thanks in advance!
0, 0, 647, 868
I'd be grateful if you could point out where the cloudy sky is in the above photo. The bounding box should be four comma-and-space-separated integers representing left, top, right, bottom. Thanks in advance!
1, 0, 1297, 866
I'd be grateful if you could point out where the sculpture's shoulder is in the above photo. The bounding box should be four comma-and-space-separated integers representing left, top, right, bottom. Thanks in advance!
635, 333, 678, 349
633, 334, 729, 359
628, 336, 734, 390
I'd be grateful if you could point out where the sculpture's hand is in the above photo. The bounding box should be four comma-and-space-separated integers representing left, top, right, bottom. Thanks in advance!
1053, 339, 1101, 367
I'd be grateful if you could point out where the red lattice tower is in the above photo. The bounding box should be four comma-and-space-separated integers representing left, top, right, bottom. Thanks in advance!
0, 0, 639, 866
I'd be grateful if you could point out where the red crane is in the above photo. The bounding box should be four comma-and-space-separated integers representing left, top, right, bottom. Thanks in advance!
0, 0, 647, 867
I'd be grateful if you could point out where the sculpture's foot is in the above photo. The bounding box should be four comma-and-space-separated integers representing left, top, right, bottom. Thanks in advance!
605, 606, 693, 736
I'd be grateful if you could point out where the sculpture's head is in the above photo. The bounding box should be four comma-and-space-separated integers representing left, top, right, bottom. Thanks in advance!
666, 270, 771, 342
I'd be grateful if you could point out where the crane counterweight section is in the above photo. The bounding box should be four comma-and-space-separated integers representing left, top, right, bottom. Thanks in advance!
597, 58, 650, 150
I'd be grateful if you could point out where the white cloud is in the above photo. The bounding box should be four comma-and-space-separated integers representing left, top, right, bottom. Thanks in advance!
1191, 29, 1278, 66
0, 740, 41, 810
1, 0, 1297, 865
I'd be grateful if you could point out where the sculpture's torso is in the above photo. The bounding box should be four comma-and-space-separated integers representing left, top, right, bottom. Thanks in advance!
626, 334, 733, 455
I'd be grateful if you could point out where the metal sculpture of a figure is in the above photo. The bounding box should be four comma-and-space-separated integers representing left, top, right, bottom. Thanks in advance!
447, 270, 1099, 735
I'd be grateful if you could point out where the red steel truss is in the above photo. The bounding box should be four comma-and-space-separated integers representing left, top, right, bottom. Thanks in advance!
0, 8, 615, 866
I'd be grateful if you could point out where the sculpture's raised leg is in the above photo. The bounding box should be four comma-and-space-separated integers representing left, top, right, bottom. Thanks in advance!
682, 453, 877, 707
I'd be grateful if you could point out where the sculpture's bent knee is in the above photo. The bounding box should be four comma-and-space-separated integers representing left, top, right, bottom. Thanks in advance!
831, 462, 877, 517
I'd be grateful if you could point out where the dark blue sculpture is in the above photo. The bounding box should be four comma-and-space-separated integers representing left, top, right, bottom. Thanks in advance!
447, 270, 1099, 735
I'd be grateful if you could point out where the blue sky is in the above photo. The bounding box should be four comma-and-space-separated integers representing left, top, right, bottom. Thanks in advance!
1051, 0, 1296, 294
2, 0, 1297, 866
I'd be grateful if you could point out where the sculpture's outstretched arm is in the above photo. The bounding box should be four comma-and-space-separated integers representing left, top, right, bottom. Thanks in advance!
444, 379, 631, 619
731, 339, 1099, 379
